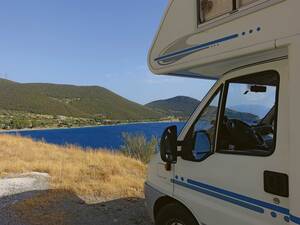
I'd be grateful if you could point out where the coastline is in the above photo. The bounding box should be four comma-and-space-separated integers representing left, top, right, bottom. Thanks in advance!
0, 120, 182, 133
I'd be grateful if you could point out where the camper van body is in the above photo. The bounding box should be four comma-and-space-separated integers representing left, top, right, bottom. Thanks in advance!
145, 0, 300, 225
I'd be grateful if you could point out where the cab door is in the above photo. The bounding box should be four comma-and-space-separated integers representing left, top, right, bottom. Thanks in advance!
173, 59, 290, 225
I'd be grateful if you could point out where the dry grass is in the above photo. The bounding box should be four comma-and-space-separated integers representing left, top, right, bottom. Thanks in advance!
0, 134, 146, 199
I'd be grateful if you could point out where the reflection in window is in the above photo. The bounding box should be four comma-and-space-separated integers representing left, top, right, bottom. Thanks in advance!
191, 88, 221, 159
201, 0, 233, 22
199, 0, 267, 23
218, 71, 279, 154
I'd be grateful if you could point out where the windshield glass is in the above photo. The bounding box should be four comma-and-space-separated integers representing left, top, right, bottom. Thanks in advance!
178, 79, 219, 137
225, 83, 276, 125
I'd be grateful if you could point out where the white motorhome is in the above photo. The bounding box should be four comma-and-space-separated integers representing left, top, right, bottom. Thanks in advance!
145, 0, 300, 225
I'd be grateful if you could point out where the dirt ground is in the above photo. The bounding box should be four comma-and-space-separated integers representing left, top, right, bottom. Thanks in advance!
0, 173, 153, 225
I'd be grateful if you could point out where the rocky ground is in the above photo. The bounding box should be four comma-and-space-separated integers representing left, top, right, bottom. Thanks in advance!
0, 173, 153, 225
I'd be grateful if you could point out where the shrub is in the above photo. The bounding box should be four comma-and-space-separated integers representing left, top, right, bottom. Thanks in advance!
120, 133, 158, 163
10, 118, 31, 129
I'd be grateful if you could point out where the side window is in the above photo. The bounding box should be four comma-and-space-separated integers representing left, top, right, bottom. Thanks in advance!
217, 71, 279, 156
182, 87, 222, 161
200, 0, 233, 22
198, 0, 270, 24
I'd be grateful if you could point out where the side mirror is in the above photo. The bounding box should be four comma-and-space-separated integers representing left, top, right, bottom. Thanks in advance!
160, 126, 178, 167
192, 130, 211, 161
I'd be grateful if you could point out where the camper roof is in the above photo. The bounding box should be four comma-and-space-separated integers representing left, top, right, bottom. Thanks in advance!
148, 0, 299, 79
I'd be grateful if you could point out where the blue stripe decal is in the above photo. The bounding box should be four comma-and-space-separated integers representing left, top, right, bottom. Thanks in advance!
154, 34, 239, 62
291, 215, 300, 224
171, 179, 264, 214
174, 178, 300, 225
187, 179, 289, 215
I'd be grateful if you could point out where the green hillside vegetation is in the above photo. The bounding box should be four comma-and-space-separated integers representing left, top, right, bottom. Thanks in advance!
203, 106, 260, 122
146, 96, 200, 119
0, 109, 105, 130
0, 78, 163, 123
146, 96, 259, 123
0, 79, 259, 130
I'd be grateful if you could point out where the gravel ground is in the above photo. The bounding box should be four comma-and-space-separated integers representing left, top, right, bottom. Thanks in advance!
0, 173, 153, 225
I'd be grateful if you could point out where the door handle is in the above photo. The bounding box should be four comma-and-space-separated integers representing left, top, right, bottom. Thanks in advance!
264, 171, 289, 197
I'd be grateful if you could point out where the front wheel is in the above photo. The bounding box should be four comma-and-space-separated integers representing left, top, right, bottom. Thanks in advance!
155, 203, 199, 225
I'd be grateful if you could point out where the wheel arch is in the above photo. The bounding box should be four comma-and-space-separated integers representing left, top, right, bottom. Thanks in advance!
153, 196, 199, 223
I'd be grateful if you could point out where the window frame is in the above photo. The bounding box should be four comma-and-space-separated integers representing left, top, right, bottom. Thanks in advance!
181, 85, 224, 162
215, 70, 280, 157
196, 0, 285, 31
198, 0, 237, 24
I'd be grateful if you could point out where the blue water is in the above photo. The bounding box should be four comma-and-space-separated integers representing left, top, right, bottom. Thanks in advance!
6, 122, 185, 150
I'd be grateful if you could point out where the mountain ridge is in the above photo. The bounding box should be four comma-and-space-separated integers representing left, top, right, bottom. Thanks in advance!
145, 96, 200, 119
0, 78, 163, 121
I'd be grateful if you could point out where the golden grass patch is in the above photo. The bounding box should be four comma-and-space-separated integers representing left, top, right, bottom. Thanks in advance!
0, 134, 146, 199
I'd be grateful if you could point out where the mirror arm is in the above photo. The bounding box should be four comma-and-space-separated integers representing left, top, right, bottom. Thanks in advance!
175, 140, 184, 158
165, 162, 172, 171
163, 141, 182, 171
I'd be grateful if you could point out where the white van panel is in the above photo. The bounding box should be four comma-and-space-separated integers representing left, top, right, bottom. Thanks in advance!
174, 60, 290, 225
287, 37, 300, 225
149, 0, 300, 78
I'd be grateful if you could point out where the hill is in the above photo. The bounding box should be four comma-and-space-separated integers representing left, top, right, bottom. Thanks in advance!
146, 96, 259, 123
145, 96, 200, 119
230, 104, 269, 118
0, 78, 162, 121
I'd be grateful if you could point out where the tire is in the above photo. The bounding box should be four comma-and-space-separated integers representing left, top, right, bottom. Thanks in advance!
155, 203, 199, 225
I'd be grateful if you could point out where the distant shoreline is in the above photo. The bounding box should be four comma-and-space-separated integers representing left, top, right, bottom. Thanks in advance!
0, 120, 182, 133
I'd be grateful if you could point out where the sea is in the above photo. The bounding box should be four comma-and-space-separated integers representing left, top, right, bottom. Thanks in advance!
5, 122, 185, 150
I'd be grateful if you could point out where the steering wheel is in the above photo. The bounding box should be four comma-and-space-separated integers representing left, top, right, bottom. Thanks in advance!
225, 119, 265, 150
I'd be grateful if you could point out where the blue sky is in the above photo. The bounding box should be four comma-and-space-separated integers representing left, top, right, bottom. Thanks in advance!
0, 0, 214, 104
